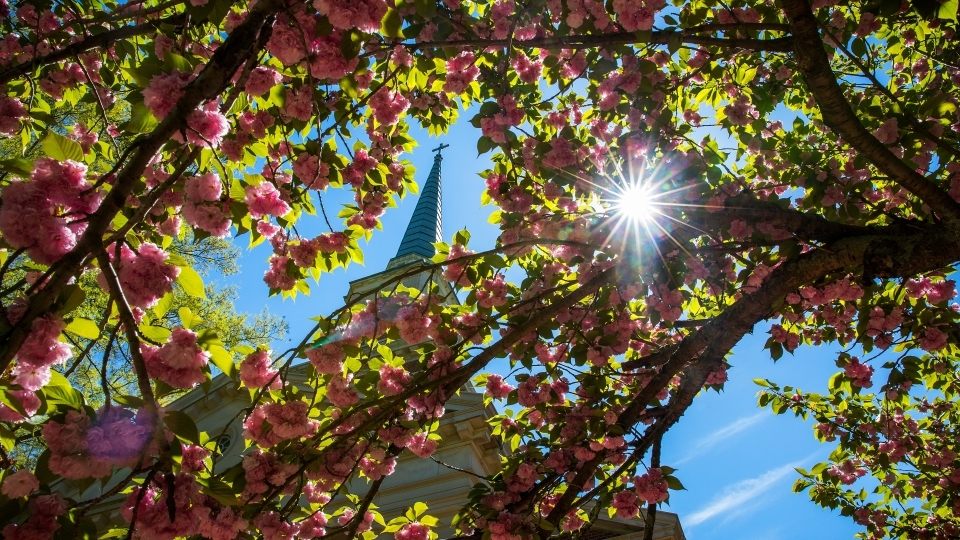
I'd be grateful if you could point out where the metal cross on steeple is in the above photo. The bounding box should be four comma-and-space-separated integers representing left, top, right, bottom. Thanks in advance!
393, 144, 447, 260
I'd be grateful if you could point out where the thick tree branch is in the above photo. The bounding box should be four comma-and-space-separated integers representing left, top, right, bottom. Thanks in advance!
414, 28, 793, 54
781, 0, 960, 222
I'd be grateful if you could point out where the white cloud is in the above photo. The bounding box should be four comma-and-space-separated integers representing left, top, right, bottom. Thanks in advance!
675, 412, 766, 465
685, 461, 801, 527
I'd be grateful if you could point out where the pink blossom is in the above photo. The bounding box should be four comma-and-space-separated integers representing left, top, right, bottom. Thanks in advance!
308, 342, 345, 374
919, 327, 949, 351
874, 118, 899, 145
0, 96, 27, 135
326, 373, 359, 407
120, 474, 204, 540
2, 494, 65, 540
634, 468, 669, 504
406, 432, 438, 458
184, 102, 229, 147
184, 172, 222, 202
264, 255, 296, 290
396, 522, 431, 540
282, 86, 314, 121
245, 66, 282, 96
180, 444, 211, 473
142, 327, 210, 389
99, 243, 180, 310
1, 470, 39, 498
611, 490, 640, 518
246, 182, 292, 218
484, 374, 515, 400
143, 70, 195, 119
43, 407, 154, 480
314, 0, 387, 32
369, 89, 410, 126
843, 357, 874, 388
377, 364, 412, 396
240, 349, 282, 389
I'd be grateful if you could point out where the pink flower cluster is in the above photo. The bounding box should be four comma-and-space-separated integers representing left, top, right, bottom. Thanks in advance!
121, 473, 206, 540
281, 86, 313, 122
0, 158, 101, 265
905, 278, 956, 305
313, 0, 387, 32
2, 495, 65, 540
873, 118, 899, 145
646, 284, 683, 322
770, 324, 800, 351
396, 522, 431, 540
477, 274, 508, 309
634, 468, 669, 504
485, 374, 515, 399
612, 0, 664, 31
183, 101, 230, 148
827, 459, 867, 485
242, 449, 299, 500
326, 373, 360, 408
442, 244, 475, 286
264, 256, 296, 291
245, 182, 292, 219
243, 400, 318, 447
9, 314, 71, 400
182, 172, 232, 237
1, 470, 39, 499
369, 89, 410, 126
240, 349, 282, 389
100, 242, 181, 309
143, 70, 195, 119
611, 490, 640, 518
377, 364, 413, 396
245, 66, 282, 96
307, 342, 346, 374
444, 52, 480, 94
293, 152, 331, 190
142, 327, 210, 389
843, 357, 874, 388
0, 95, 26, 135
42, 407, 154, 479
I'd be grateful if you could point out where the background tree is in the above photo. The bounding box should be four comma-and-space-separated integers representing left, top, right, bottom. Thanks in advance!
0, 0, 958, 539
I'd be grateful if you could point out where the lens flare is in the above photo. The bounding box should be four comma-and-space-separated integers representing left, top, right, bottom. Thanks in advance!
613, 182, 656, 222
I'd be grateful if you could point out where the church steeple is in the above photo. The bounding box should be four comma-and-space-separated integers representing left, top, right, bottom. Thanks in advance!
392, 144, 447, 262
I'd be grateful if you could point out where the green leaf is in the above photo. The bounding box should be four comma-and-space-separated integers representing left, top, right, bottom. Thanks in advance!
163, 52, 193, 73
178, 265, 207, 299
42, 132, 84, 162
153, 292, 174, 319
0, 158, 34, 177
208, 345, 237, 379
665, 475, 686, 490
140, 325, 172, 343
415, 0, 436, 19
201, 477, 240, 506
179, 306, 201, 329
939, 0, 958, 20
43, 384, 85, 409
66, 317, 101, 340
57, 284, 87, 317
381, 8, 403, 37
126, 102, 159, 133
163, 409, 201, 444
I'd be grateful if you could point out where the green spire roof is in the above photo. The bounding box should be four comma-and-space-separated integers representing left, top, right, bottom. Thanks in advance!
394, 144, 447, 260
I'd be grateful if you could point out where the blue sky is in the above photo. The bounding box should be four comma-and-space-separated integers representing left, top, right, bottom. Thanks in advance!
219, 115, 863, 539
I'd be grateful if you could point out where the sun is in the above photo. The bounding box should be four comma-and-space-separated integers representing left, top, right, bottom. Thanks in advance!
611, 181, 657, 222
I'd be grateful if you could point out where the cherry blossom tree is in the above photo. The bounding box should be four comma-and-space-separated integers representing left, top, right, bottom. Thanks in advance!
0, 0, 959, 538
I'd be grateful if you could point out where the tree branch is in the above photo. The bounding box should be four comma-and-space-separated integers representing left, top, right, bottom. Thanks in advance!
781, 0, 960, 223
